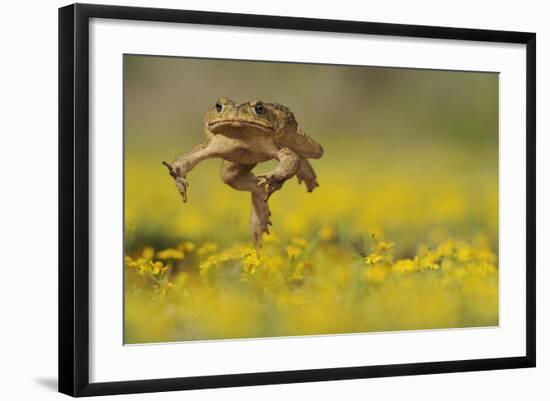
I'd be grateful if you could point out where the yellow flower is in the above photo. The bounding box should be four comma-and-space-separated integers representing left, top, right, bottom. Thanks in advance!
199, 254, 222, 275
291, 260, 312, 282
133, 258, 148, 276
456, 244, 472, 263
291, 261, 309, 282
242, 249, 260, 274
137, 264, 148, 276
364, 253, 383, 265
418, 249, 440, 270
156, 248, 184, 260
198, 245, 246, 275
150, 261, 166, 276
476, 248, 497, 264
124, 256, 149, 275
197, 242, 218, 256
286, 245, 302, 259
375, 241, 395, 252
393, 258, 417, 274
177, 241, 196, 252
436, 239, 455, 257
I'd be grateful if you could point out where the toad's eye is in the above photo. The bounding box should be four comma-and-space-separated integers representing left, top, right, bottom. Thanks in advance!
254, 103, 264, 115
215, 102, 223, 112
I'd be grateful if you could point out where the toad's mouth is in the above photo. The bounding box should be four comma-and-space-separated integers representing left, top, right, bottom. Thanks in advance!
208, 119, 274, 132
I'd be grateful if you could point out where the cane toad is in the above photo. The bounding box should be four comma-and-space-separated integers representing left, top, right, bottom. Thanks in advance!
163, 97, 324, 245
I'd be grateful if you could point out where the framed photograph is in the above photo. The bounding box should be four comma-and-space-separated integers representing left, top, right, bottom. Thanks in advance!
58, 3, 536, 397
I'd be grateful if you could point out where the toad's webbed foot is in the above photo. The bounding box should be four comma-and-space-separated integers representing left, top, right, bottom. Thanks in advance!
257, 174, 284, 201
297, 176, 319, 192
251, 192, 272, 246
296, 159, 319, 193
163, 161, 189, 203
174, 176, 189, 203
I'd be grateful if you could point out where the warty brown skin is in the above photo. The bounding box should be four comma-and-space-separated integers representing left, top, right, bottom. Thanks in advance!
163, 97, 324, 245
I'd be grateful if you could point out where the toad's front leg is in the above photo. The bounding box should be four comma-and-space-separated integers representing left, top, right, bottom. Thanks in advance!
257, 147, 300, 201
162, 141, 216, 203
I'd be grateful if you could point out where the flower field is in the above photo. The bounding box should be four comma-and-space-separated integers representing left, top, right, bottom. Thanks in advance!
124, 139, 498, 343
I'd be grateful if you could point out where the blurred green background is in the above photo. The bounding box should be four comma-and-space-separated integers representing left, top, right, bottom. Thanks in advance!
125, 55, 498, 150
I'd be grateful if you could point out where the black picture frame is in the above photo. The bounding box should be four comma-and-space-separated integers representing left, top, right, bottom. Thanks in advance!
58, 3, 536, 397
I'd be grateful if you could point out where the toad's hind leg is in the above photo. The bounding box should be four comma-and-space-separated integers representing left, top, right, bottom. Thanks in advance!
296, 159, 319, 192
220, 161, 271, 246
